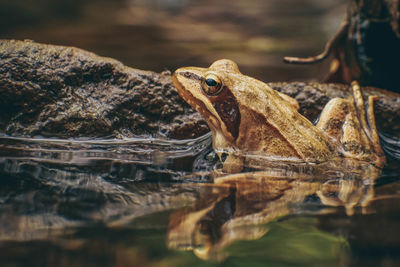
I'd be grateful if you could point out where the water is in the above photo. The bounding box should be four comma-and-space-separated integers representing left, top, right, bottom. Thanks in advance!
0, 133, 399, 266
1, 0, 400, 266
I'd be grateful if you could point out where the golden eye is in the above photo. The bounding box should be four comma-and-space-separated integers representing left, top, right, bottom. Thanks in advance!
202, 74, 223, 96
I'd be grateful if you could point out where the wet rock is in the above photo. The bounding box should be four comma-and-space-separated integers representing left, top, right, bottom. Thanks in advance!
0, 39, 208, 139
0, 39, 398, 140
269, 82, 400, 136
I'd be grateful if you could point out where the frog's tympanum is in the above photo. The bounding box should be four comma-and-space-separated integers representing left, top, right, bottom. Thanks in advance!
172, 59, 386, 172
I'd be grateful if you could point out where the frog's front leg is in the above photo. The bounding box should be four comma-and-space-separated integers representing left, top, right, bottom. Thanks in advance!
222, 154, 244, 173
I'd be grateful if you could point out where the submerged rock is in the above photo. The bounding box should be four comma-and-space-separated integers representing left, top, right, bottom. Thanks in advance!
0, 39, 399, 139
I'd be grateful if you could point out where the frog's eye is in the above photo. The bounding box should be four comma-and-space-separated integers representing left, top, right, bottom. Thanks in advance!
202, 74, 223, 96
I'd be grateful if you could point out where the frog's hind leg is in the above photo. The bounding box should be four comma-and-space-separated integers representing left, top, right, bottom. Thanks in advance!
317, 82, 375, 161
351, 81, 384, 157
344, 81, 385, 167
317, 82, 385, 166
317, 95, 370, 162
351, 81, 369, 137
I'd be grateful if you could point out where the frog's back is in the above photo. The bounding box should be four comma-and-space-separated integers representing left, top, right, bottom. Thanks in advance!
231, 76, 335, 162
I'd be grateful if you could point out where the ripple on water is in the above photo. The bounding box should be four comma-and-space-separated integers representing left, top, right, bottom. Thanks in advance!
380, 132, 400, 161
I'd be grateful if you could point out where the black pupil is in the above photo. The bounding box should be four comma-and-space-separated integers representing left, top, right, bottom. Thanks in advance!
205, 78, 217, 87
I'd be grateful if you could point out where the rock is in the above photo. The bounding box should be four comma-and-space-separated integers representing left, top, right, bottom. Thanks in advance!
269, 82, 400, 136
0, 39, 208, 139
0, 39, 399, 140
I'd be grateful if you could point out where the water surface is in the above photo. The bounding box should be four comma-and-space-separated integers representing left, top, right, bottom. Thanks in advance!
0, 133, 399, 266
1, 0, 400, 266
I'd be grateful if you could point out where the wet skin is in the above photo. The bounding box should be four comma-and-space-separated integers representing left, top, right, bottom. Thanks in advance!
172, 59, 386, 172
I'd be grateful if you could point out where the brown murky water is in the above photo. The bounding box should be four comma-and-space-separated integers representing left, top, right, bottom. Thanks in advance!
1, 0, 400, 266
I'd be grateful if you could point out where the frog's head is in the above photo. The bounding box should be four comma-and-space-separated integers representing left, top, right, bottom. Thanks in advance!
172, 59, 242, 148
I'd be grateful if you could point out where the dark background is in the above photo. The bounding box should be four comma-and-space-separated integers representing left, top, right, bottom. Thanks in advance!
0, 0, 347, 82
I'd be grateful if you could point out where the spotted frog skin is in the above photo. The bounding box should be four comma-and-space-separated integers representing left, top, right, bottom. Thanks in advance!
172, 59, 386, 172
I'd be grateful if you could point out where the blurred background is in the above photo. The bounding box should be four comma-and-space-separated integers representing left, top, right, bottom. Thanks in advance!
0, 0, 347, 82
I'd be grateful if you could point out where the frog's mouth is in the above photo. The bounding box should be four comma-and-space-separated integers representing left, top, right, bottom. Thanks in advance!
172, 70, 234, 142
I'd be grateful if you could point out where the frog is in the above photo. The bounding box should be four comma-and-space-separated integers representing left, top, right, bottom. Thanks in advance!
172, 59, 386, 173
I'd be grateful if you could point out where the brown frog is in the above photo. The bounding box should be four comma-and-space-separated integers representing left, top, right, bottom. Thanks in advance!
172, 59, 385, 172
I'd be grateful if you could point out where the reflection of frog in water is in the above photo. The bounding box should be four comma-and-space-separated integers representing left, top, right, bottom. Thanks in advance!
172, 59, 386, 173
167, 171, 376, 261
